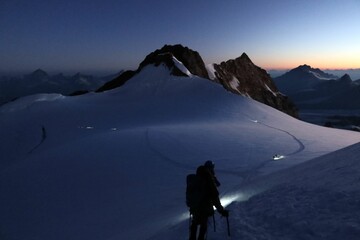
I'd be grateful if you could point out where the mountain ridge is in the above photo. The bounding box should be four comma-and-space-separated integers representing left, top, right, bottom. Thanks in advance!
274, 65, 338, 94
210, 52, 297, 117
0, 70, 119, 105
274, 65, 360, 110
97, 44, 298, 117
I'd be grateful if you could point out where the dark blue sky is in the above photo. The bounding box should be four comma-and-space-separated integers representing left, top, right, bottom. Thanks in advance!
1, 0, 359, 75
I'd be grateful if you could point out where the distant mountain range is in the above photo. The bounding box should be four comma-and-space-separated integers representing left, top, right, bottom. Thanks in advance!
273, 65, 360, 131
268, 68, 360, 80
0, 70, 121, 105
273, 65, 360, 109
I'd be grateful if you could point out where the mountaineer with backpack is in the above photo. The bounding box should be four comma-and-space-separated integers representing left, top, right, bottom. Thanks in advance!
186, 165, 229, 240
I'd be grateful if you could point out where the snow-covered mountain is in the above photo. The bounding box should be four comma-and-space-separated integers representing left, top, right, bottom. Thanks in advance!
0, 70, 119, 105
273, 64, 338, 95
274, 65, 360, 110
291, 73, 360, 109
273, 65, 360, 130
1, 50, 360, 240
98, 44, 298, 118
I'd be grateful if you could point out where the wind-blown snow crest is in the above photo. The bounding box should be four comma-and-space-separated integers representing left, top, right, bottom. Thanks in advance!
229, 76, 240, 92
265, 84, 277, 96
309, 70, 336, 80
0, 93, 65, 113
206, 63, 217, 81
172, 56, 192, 76
0, 64, 359, 240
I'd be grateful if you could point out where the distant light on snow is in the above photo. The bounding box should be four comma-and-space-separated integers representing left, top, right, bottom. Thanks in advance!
111, 128, 117, 131
78, 126, 94, 130
273, 154, 285, 160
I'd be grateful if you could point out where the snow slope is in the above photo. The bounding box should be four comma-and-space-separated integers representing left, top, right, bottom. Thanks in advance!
151, 143, 360, 240
0, 63, 359, 240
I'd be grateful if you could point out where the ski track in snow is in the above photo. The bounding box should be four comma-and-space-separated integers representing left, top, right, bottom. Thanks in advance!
257, 122, 305, 156
247, 114, 305, 156
145, 126, 273, 195
145, 128, 195, 171
28, 125, 47, 154
209, 114, 308, 191
145, 116, 307, 187
145, 127, 257, 180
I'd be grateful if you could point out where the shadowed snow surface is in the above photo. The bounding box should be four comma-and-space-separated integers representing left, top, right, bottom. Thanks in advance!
0, 64, 359, 239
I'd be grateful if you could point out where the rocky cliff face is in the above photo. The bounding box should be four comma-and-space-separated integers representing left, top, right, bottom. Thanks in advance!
211, 53, 298, 117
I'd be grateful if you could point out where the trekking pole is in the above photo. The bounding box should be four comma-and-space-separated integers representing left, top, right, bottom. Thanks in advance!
213, 214, 216, 232
226, 215, 230, 237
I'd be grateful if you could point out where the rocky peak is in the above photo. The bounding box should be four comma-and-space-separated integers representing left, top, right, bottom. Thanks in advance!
339, 74, 352, 83
239, 52, 252, 62
212, 54, 298, 117
139, 44, 209, 78
291, 65, 338, 80
297, 64, 312, 71
214, 53, 275, 93
97, 44, 209, 92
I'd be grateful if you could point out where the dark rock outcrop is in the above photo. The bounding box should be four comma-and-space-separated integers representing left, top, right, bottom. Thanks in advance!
212, 53, 298, 118
139, 44, 209, 79
96, 70, 137, 92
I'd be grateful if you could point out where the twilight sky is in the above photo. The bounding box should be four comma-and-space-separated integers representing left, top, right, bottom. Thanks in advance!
1, 0, 360, 75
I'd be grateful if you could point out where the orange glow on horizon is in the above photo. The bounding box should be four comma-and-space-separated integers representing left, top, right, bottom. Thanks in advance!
258, 58, 360, 70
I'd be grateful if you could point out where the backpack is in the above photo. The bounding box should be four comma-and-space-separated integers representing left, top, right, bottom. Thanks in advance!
186, 174, 205, 211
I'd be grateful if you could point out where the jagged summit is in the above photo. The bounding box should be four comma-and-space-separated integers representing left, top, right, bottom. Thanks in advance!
139, 44, 209, 78
239, 52, 252, 62
97, 44, 208, 92
291, 65, 338, 79
298, 64, 311, 69
210, 54, 297, 117
339, 73, 352, 83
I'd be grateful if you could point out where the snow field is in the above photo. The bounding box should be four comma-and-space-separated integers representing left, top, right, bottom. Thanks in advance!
1, 63, 360, 239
